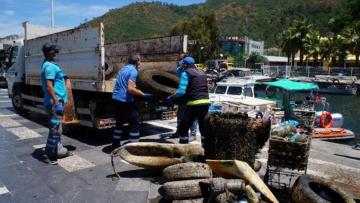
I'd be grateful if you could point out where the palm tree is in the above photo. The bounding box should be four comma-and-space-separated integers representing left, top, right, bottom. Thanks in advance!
292, 19, 313, 65
304, 31, 321, 65
319, 35, 348, 67
281, 19, 313, 66
343, 22, 360, 66
280, 28, 298, 66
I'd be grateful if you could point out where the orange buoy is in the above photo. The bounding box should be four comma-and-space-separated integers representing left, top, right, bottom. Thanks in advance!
319, 112, 333, 128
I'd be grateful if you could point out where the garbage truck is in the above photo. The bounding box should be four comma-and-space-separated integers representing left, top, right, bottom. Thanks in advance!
6, 21, 187, 129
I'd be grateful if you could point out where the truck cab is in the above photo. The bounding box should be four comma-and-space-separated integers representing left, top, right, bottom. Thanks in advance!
6, 40, 25, 99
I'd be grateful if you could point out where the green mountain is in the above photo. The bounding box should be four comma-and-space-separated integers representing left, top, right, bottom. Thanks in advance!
90, 0, 346, 47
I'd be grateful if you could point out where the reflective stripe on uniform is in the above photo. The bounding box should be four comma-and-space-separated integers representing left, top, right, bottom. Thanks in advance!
113, 135, 121, 139
114, 129, 122, 134
49, 118, 60, 126
186, 99, 210, 106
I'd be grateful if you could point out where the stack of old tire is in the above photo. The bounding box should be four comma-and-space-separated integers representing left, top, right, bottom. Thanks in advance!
159, 162, 213, 202
159, 162, 258, 203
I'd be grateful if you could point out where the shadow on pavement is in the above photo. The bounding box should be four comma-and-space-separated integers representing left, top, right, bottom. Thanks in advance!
334, 153, 360, 161
31, 148, 48, 164
107, 169, 164, 184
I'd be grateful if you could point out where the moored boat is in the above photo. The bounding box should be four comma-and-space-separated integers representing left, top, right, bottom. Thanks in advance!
313, 128, 355, 141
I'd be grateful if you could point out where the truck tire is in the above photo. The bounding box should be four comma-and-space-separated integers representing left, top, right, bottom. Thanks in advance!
137, 69, 179, 98
12, 91, 27, 114
158, 66, 177, 74
163, 163, 212, 181
291, 175, 355, 203
159, 179, 210, 200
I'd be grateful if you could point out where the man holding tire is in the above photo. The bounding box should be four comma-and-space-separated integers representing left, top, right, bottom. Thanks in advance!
167, 56, 210, 144
41, 43, 72, 165
112, 54, 153, 149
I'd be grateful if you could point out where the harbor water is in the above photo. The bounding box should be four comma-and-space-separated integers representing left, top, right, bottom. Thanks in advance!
255, 88, 360, 144
322, 94, 360, 144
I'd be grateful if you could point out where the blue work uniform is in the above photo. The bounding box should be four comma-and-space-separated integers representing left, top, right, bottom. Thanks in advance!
40, 60, 69, 159
112, 64, 140, 148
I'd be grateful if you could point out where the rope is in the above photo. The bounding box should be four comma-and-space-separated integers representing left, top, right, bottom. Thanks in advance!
111, 148, 122, 180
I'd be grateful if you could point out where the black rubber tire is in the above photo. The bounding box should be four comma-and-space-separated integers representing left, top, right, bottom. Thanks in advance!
12, 91, 27, 114
291, 175, 355, 203
137, 69, 179, 98
158, 66, 177, 74
163, 163, 212, 181
172, 198, 204, 203
159, 179, 210, 200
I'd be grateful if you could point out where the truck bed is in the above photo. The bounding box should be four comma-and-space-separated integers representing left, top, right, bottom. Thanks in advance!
24, 22, 187, 93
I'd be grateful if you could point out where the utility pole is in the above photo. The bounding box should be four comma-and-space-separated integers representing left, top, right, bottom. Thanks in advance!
51, 0, 55, 28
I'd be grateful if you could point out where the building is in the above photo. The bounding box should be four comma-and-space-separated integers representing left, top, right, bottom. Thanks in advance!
219, 36, 264, 57
244, 37, 264, 56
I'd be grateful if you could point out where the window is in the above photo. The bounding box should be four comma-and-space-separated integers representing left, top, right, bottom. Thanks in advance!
227, 87, 243, 95
244, 87, 253, 97
215, 86, 227, 94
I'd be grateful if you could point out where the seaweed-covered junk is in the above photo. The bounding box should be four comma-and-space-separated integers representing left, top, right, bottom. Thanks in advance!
203, 113, 271, 166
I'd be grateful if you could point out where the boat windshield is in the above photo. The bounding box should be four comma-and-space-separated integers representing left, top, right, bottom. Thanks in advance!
227, 86, 243, 95
244, 87, 253, 97
215, 86, 227, 94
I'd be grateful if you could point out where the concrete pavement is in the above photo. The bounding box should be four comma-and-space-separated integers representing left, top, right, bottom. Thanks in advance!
0, 87, 359, 202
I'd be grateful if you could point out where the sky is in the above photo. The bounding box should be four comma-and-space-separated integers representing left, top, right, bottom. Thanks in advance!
0, 0, 205, 38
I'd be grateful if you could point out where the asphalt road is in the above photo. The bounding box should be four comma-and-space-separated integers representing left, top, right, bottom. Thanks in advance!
0, 87, 359, 202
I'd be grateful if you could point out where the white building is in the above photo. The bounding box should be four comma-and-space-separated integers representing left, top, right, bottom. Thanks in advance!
244, 37, 264, 56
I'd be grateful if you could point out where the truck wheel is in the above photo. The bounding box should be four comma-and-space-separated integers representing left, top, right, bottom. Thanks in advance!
291, 175, 355, 203
12, 91, 27, 114
163, 163, 212, 182
137, 69, 179, 98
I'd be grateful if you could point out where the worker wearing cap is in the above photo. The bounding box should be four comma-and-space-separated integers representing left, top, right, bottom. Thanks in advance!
41, 43, 71, 164
173, 51, 198, 140
167, 56, 210, 144
112, 54, 153, 149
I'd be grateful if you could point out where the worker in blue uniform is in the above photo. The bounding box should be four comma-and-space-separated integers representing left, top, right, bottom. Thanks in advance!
112, 54, 153, 149
167, 56, 210, 144
173, 51, 198, 141
41, 43, 72, 165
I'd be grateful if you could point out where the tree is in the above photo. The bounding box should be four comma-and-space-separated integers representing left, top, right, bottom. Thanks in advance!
291, 19, 314, 65
246, 53, 269, 69
304, 31, 321, 65
280, 19, 313, 66
280, 28, 298, 66
343, 22, 360, 66
170, 8, 220, 62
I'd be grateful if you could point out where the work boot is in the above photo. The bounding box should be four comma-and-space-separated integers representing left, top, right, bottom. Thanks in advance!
44, 154, 58, 165
189, 134, 196, 142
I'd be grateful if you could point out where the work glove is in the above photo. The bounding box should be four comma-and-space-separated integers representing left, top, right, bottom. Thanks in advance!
143, 93, 154, 101
166, 96, 174, 107
55, 103, 64, 116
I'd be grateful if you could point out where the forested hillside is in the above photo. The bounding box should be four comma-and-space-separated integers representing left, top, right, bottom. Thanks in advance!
90, 0, 346, 47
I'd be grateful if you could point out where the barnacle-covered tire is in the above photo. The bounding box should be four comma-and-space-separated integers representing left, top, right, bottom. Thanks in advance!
163, 163, 212, 181
159, 179, 210, 200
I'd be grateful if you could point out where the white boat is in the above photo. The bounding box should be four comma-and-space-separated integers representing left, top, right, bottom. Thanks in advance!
209, 78, 276, 114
